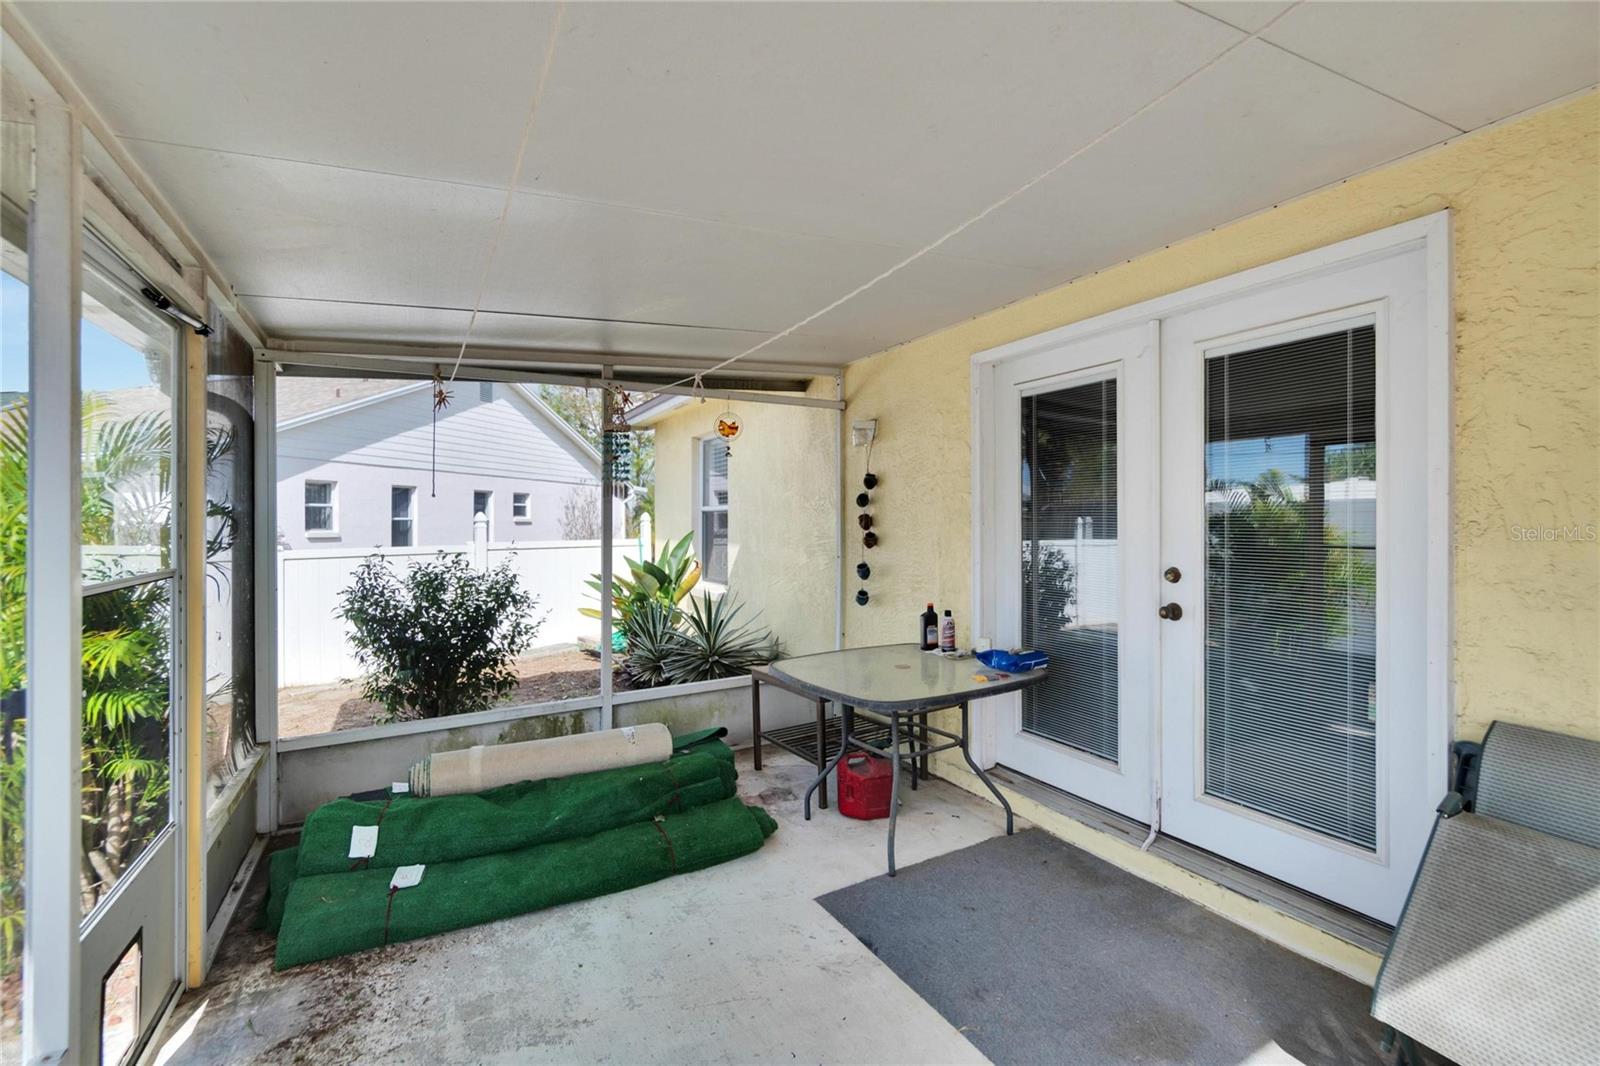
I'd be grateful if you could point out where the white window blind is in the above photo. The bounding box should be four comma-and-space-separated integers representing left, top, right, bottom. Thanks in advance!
699, 438, 729, 584
1020, 377, 1119, 761
1204, 324, 1378, 850
304, 481, 334, 532
391, 486, 415, 547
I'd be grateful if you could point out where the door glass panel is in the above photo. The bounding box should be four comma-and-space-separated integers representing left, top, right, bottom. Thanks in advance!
81, 258, 176, 580
81, 580, 173, 910
1, 158, 30, 1042
204, 311, 257, 818
1020, 377, 1119, 761
1204, 324, 1377, 850
99, 935, 141, 1066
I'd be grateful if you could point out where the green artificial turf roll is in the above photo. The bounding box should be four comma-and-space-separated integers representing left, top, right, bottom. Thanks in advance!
294, 747, 737, 878
257, 845, 300, 933
670, 726, 732, 760
274, 797, 776, 969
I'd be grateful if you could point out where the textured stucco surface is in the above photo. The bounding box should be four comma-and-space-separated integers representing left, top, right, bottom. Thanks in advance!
651, 378, 840, 659
842, 93, 1600, 742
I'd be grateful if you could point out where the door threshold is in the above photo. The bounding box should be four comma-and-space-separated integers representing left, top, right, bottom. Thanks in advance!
979, 765, 1393, 974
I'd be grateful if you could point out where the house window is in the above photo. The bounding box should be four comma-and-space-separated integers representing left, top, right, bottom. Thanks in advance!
391, 486, 416, 546
473, 490, 492, 537
512, 492, 531, 521
699, 438, 730, 584
304, 480, 335, 533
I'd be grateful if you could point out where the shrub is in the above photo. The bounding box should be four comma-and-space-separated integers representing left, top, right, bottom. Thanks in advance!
582, 531, 699, 638
340, 553, 542, 721
619, 598, 679, 687
662, 592, 780, 683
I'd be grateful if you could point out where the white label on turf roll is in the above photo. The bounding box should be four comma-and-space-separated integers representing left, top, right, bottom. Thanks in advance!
391, 781, 409, 794
621, 726, 637, 743
389, 865, 425, 890
349, 824, 379, 859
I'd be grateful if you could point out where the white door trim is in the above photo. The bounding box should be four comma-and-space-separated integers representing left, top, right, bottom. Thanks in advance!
971, 212, 1453, 902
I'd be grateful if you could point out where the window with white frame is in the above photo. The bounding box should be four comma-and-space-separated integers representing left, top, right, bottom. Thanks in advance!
304, 480, 336, 533
470, 489, 489, 541
512, 491, 531, 522
698, 437, 730, 584
391, 486, 416, 546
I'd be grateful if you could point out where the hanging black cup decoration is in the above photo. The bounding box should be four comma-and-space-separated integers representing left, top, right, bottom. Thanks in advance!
855, 588, 870, 606
856, 561, 871, 580
863, 530, 878, 548
863, 472, 878, 490
855, 491, 870, 508
857, 513, 874, 530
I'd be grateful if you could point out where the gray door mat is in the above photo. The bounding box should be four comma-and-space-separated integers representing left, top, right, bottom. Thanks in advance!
817, 829, 1392, 1066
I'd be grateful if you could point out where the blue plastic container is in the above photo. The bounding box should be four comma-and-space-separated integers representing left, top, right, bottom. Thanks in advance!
976, 649, 1049, 673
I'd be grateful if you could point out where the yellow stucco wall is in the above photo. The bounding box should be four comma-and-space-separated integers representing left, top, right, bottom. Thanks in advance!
650, 379, 840, 658
841, 92, 1600, 742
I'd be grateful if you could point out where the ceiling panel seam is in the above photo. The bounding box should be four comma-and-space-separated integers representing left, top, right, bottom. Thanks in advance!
1175, 2, 1466, 133
236, 292, 816, 337
116, 133, 1054, 272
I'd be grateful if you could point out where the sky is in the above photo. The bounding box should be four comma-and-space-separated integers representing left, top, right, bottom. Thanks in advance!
1205, 434, 1309, 485
2, 271, 160, 397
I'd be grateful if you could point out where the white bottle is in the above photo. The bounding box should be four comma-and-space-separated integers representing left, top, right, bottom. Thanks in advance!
939, 610, 956, 653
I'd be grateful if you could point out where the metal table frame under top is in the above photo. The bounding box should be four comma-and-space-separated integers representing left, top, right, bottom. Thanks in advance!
750, 645, 1046, 875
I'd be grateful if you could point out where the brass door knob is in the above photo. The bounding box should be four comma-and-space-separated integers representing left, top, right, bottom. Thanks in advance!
1158, 602, 1183, 621
1164, 566, 1182, 583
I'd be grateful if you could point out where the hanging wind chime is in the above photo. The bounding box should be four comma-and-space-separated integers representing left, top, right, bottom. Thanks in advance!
603, 386, 636, 486
430, 365, 452, 497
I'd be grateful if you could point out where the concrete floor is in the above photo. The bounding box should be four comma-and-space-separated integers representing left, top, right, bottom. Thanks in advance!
154, 749, 1007, 1065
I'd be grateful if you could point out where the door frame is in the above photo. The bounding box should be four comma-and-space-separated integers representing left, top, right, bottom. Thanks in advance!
971, 211, 1452, 846
981, 322, 1161, 822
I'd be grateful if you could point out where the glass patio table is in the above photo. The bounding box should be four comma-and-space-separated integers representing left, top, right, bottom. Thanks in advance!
750, 643, 1047, 875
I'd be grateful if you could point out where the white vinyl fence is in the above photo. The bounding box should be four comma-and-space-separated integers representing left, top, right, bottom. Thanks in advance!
278, 520, 639, 687
1058, 536, 1118, 626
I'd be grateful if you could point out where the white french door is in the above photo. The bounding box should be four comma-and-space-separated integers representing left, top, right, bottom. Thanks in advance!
979, 216, 1449, 923
988, 322, 1160, 823
1157, 246, 1435, 924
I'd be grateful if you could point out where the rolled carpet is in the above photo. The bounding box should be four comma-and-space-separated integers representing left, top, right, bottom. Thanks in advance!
294, 749, 737, 878
275, 797, 777, 969
409, 722, 673, 796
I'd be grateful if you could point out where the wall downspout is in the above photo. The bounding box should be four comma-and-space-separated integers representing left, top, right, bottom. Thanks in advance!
834, 373, 845, 651
598, 368, 614, 730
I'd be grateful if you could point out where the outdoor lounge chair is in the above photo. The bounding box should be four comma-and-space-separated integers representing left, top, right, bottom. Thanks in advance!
1371, 722, 1600, 1065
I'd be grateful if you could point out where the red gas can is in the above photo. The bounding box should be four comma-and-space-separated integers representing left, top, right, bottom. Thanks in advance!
838, 752, 894, 820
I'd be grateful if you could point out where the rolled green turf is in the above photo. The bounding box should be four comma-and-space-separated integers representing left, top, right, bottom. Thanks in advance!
294, 748, 737, 877
275, 797, 777, 969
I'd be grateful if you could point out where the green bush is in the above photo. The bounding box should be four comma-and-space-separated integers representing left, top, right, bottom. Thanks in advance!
582, 531, 699, 637
621, 591, 779, 687
340, 553, 542, 721
619, 598, 679, 687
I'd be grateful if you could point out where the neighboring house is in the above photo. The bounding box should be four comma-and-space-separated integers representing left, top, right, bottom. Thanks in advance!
276, 378, 619, 550
630, 384, 838, 660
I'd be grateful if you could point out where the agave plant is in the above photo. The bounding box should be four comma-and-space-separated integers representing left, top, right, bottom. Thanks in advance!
581, 530, 700, 635
663, 592, 780, 684
620, 598, 682, 687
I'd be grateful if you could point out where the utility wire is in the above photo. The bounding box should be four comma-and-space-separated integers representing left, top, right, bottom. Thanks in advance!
653, 1, 1303, 395
446, 1, 568, 383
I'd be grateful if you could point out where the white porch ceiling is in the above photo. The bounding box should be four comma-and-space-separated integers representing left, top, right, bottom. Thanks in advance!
14, 1, 1599, 369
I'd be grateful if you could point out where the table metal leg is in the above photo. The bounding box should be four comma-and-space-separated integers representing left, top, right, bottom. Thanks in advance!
919, 714, 930, 782
804, 703, 851, 820
814, 698, 829, 810
887, 709, 900, 876
959, 701, 1014, 835
907, 709, 919, 792
750, 674, 763, 771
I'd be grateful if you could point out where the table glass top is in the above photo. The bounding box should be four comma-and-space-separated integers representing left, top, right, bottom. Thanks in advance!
764, 643, 1044, 710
